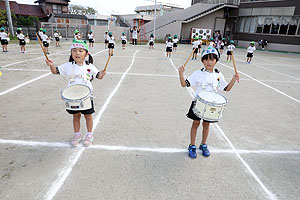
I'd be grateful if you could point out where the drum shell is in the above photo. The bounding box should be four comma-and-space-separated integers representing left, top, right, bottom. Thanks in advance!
193, 92, 227, 122
61, 84, 92, 110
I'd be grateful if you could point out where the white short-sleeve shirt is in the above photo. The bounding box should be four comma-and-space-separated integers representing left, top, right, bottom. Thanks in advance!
54, 32, 59, 38
132, 30, 138, 39
108, 36, 115, 44
227, 44, 235, 52
17, 33, 25, 40
247, 46, 256, 53
58, 62, 99, 92
0, 32, 8, 40
42, 34, 48, 42
173, 38, 179, 44
192, 40, 200, 48
88, 33, 94, 39
186, 68, 228, 98
166, 41, 173, 47
121, 35, 127, 41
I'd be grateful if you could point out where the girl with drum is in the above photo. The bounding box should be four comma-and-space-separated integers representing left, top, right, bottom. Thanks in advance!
121, 32, 127, 50
178, 47, 240, 158
45, 40, 106, 147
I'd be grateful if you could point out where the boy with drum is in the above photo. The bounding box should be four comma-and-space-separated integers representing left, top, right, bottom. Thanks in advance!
45, 40, 106, 147
178, 47, 240, 158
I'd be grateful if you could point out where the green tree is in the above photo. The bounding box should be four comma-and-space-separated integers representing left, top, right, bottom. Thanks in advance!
0, 9, 17, 26
69, 4, 98, 15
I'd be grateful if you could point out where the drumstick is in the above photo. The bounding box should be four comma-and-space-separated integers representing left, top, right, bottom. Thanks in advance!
103, 53, 112, 72
183, 48, 197, 68
36, 33, 49, 61
231, 52, 239, 83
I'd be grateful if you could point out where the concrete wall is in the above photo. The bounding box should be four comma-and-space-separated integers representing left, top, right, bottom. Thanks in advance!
237, 40, 300, 53
90, 25, 130, 42
181, 9, 224, 39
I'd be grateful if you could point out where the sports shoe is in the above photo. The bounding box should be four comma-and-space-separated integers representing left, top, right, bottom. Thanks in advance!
83, 133, 94, 147
188, 144, 197, 158
71, 133, 81, 147
199, 144, 210, 157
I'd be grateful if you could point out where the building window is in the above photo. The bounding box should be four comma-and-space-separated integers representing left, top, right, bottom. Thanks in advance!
256, 16, 264, 33
279, 16, 289, 35
244, 17, 251, 33
271, 17, 281, 34
263, 17, 272, 34
287, 17, 299, 35
239, 17, 246, 32
249, 17, 257, 33
53, 4, 62, 13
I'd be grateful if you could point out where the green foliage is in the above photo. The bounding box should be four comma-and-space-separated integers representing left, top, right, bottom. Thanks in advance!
69, 4, 98, 15
17, 16, 39, 26
0, 9, 17, 25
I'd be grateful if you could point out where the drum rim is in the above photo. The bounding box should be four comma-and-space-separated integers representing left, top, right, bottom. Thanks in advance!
61, 84, 91, 102
196, 92, 228, 105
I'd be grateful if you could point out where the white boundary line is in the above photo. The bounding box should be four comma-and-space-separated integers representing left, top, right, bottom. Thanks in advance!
1, 139, 300, 155
234, 58, 300, 81
218, 61, 300, 104
43, 49, 139, 200
0, 72, 51, 96
168, 57, 278, 200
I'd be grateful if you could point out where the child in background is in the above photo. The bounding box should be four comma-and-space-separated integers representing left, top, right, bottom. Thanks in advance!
121, 32, 127, 50
209, 37, 216, 48
166, 36, 173, 59
17, 28, 26, 53
178, 47, 240, 158
54, 29, 61, 47
226, 40, 235, 62
108, 32, 115, 56
220, 38, 225, 55
149, 34, 154, 49
104, 31, 109, 49
74, 29, 81, 40
88, 30, 95, 48
246, 41, 256, 64
0, 28, 9, 52
45, 40, 106, 147
173, 35, 179, 52
191, 37, 200, 60
42, 29, 50, 54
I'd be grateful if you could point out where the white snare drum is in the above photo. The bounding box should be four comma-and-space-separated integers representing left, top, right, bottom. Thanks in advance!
193, 91, 227, 122
59, 36, 62, 39
61, 84, 92, 110
25, 38, 30, 44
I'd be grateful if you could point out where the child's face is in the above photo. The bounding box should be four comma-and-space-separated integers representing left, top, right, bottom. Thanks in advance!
202, 57, 217, 72
71, 48, 87, 64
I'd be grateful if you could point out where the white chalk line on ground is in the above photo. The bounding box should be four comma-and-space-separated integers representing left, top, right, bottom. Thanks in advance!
218, 61, 300, 104
234, 57, 300, 81
43, 49, 139, 200
1, 139, 299, 155
168, 57, 277, 200
3, 68, 300, 85
0, 49, 108, 97
0, 72, 51, 96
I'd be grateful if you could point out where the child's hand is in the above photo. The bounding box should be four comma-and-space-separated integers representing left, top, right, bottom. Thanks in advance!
98, 70, 106, 79
178, 66, 185, 74
233, 73, 240, 81
45, 59, 53, 66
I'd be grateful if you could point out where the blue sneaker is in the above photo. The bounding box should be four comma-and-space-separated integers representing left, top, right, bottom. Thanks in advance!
188, 144, 197, 158
199, 144, 210, 157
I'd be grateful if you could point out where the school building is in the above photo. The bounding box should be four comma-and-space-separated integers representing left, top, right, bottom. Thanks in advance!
145, 0, 300, 52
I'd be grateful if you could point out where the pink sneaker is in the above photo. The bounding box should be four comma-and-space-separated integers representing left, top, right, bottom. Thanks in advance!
83, 133, 94, 147
71, 133, 81, 147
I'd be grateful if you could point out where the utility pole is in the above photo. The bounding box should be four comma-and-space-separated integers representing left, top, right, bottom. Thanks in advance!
5, 0, 14, 37
153, 0, 157, 39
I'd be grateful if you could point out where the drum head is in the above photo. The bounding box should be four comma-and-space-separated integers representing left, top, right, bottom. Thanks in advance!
197, 91, 227, 104
62, 85, 90, 100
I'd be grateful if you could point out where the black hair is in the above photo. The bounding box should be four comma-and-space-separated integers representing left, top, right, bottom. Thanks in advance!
69, 50, 93, 64
168, 38, 172, 42
17, 30, 21, 34
201, 53, 219, 62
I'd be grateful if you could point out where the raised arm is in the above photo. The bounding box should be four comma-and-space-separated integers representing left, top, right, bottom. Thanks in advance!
45, 59, 58, 74
178, 66, 187, 87
224, 73, 240, 92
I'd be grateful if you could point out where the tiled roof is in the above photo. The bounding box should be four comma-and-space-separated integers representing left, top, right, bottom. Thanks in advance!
0, 1, 47, 18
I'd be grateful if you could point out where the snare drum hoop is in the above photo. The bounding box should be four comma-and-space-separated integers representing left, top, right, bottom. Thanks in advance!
61, 84, 91, 103
196, 92, 227, 106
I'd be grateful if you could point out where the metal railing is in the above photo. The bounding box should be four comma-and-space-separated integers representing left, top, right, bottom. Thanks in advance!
196, 0, 240, 5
